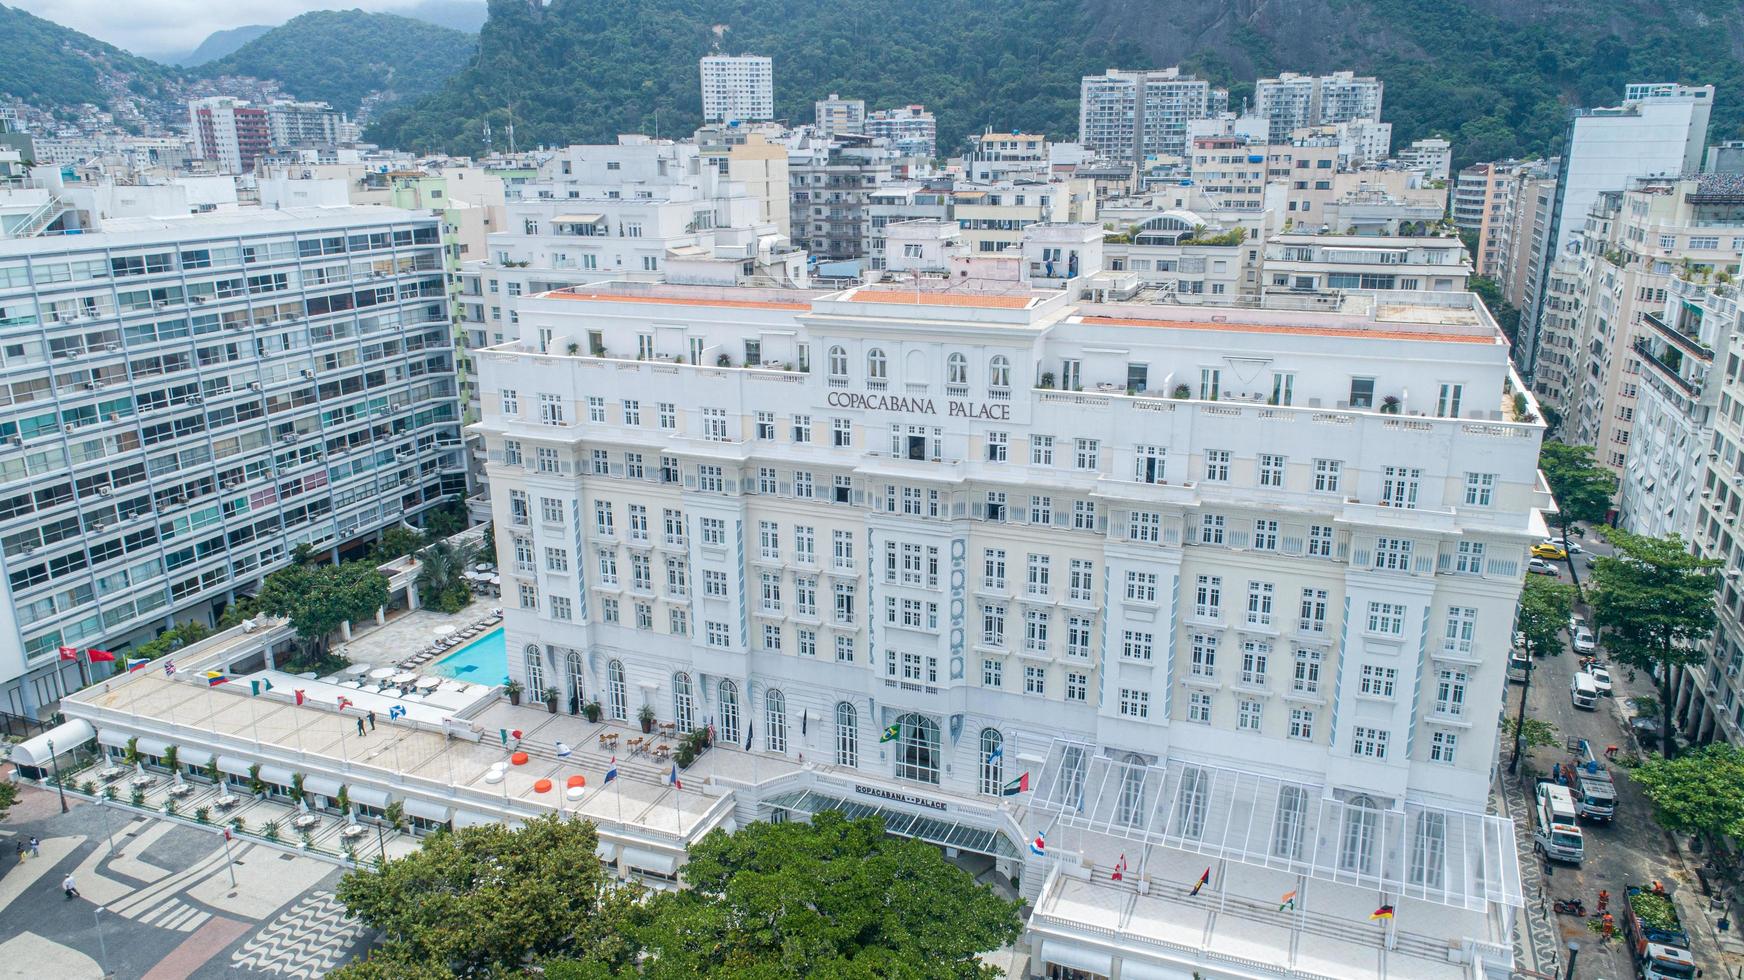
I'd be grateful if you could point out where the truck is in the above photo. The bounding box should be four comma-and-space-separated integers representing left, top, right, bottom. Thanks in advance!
1561, 739, 1618, 822
1623, 885, 1698, 980
1532, 782, 1584, 864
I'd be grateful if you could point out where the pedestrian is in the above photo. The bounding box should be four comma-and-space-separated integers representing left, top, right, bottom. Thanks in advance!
367, 710, 376, 731
14, 841, 23, 861
28, 837, 39, 857
61, 873, 78, 899
1604, 744, 1620, 760
356, 717, 366, 737
1597, 889, 1610, 912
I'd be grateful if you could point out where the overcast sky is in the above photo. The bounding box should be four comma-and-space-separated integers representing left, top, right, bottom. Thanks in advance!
12, 0, 478, 56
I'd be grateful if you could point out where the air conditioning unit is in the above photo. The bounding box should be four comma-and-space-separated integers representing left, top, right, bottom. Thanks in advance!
247, 382, 262, 391
301, 370, 314, 379
97, 486, 112, 496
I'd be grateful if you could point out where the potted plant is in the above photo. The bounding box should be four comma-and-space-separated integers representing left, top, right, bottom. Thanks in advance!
335, 785, 351, 818
123, 736, 140, 766
582, 699, 602, 723
263, 820, 281, 842
638, 704, 656, 734
103, 785, 117, 801
289, 773, 306, 805
130, 787, 146, 807
383, 800, 406, 831
1380, 395, 1401, 414
79, 780, 95, 795
504, 679, 524, 706
542, 687, 560, 713
716, 353, 732, 367
230, 815, 246, 833
195, 806, 210, 825
1039, 372, 1055, 389
161, 745, 179, 773
204, 755, 221, 784
567, 342, 580, 355
1172, 384, 1192, 400
163, 798, 178, 816
247, 763, 266, 798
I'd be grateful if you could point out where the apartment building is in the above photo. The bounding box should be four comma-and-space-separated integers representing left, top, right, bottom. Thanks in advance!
471, 273, 1538, 979
0, 206, 466, 716
965, 132, 1050, 183
814, 94, 866, 139
863, 182, 953, 270
188, 97, 270, 174
1102, 210, 1260, 302
787, 135, 895, 262
1079, 68, 1228, 165
1254, 71, 1384, 144
1263, 233, 1471, 305
1539, 176, 1744, 472
699, 55, 775, 123
1396, 138, 1453, 182
952, 177, 1097, 256
694, 125, 792, 230
264, 100, 355, 149
1186, 136, 1270, 214
1454, 163, 1517, 276
865, 105, 937, 159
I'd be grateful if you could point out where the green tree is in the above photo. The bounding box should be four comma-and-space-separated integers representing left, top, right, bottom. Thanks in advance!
0, 780, 17, 822
414, 539, 477, 614
1629, 743, 1744, 843
373, 526, 427, 562
1518, 574, 1576, 660
1538, 442, 1619, 590
617, 812, 1023, 978
331, 815, 637, 977
258, 560, 390, 655
133, 620, 211, 661
1590, 529, 1720, 757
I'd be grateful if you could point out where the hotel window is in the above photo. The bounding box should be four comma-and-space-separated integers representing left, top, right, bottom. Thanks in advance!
1200, 367, 1221, 400
1455, 541, 1486, 574
1245, 582, 1273, 626
989, 355, 1011, 388
1023, 665, 1047, 695
1030, 435, 1054, 465
1436, 383, 1463, 418
947, 353, 969, 386
1349, 377, 1375, 409
1124, 571, 1159, 603
1204, 449, 1231, 482
794, 526, 815, 565
698, 465, 723, 492
1028, 495, 1052, 524
518, 582, 538, 609
982, 658, 1003, 688
1313, 458, 1342, 493
1119, 688, 1150, 719
590, 450, 609, 475
1272, 785, 1308, 861
1190, 633, 1217, 677
499, 388, 519, 415
833, 530, 854, 570
835, 703, 858, 767
1024, 609, 1049, 651
1027, 554, 1050, 595
705, 621, 730, 647
550, 596, 572, 621
601, 597, 619, 623
1351, 727, 1389, 760
607, 660, 627, 720
893, 713, 939, 784
758, 521, 780, 559
1308, 524, 1335, 558
1187, 692, 1212, 725
1435, 669, 1469, 718
669, 609, 688, 636
1253, 519, 1279, 551
631, 555, 652, 591
794, 471, 814, 498
1298, 589, 1328, 633
1288, 708, 1314, 741
755, 411, 776, 439
796, 630, 816, 657
503, 440, 522, 466
832, 582, 856, 624
1237, 699, 1262, 731
1374, 536, 1413, 571
544, 547, 569, 572
1241, 641, 1270, 686
765, 690, 788, 753
983, 549, 1006, 589
1135, 445, 1167, 483
1122, 631, 1153, 662
792, 415, 811, 442
981, 604, 1006, 645
1430, 731, 1459, 765
718, 681, 740, 744
1066, 617, 1092, 658
1201, 513, 1225, 545
1464, 472, 1495, 507
703, 408, 729, 441
1068, 559, 1093, 601
978, 729, 1004, 794
828, 345, 848, 379
761, 625, 782, 651
673, 673, 696, 732
984, 490, 1006, 521
1359, 665, 1398, 699
536, 447, 560, 474
593, 500, 614, 535
1074, 438, 1100, 470
757, 468, 777, 494
986, 431, 1008, 462
596, 550, 618, 584
832, 418, 852, 447
703, 570, 727, 598
540, 497, 564, 525
1366, 601, 1406, 636
1194, 575, 1222, 619
1258, 453, 1285, 487
867, 348, 887, 380
1444, 606, 1477, 655
1381, 466, 1421, 508
1292, 648, 1321, 694
1130, 511, 1161, 544
625, 453, 644, 480
1066, 671, 1088, 702
698, 517, 723, 546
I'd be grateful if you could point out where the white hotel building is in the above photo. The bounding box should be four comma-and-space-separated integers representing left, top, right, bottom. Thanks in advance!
472, 278, 1542, 978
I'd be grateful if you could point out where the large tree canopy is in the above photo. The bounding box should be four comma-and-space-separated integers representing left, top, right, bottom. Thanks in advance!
1630, 743, 1744, 842
257, 559, 390, 651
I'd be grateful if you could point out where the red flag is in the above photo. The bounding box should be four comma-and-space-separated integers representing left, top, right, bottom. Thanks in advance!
223, 827, 232, 841
85, 649, 116, 663
1112, 854, 1127, 881
294, 689, 305, 706
337, 696, 354, 711
58, 646, 78, 661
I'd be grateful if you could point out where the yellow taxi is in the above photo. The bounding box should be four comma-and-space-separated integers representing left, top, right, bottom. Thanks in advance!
1530, 542, 1567, 561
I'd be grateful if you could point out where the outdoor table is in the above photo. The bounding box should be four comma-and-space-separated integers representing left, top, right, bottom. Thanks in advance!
368, 666, 397, 680
652, 744, 671, 760
98, 766, 128, 782
167, 783, 195, 798
214, 794, 239, 809
627, 736, 645, 754
292, 813, 321, 831
341, 824, 369, 840
129, 775, 155, 790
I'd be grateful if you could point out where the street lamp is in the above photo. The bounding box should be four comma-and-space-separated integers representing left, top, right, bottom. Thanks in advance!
1563, 940, 1579, 980
46, 738, 68, 814
92, 906, 113, 979
374, 816, 387, 866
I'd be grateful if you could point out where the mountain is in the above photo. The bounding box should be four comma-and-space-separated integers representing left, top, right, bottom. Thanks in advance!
0, 3, 178, 115
369, 0, 1744, 165
197, 10, 477, 113
175, 25, 274, 67
400, 0, 490, 33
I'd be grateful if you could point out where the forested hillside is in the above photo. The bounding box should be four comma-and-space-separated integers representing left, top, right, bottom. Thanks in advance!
0, 4, 178, 113
196, 10, 476, 113
369, 0, 1744, 163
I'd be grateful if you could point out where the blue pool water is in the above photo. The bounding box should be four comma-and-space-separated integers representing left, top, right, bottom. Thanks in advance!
433, 628, 507, 684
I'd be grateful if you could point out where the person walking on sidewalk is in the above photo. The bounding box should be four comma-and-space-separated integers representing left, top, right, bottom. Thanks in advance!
356, 717, 366, 737
367, 710, 377, 731
27, 837, 39, 858
61, 874, 78, 899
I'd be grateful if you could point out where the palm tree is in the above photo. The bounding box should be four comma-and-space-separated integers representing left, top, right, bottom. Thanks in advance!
415, 539, 477, 612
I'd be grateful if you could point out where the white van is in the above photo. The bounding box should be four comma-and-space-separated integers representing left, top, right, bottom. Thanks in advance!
1571, 672, 1599, 711
1534, 782, 1585, 863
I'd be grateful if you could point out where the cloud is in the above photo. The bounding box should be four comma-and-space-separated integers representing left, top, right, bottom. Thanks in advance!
10, 0, 476, 57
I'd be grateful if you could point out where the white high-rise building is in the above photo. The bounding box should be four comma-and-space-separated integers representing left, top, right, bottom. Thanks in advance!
1254, 71, 1384, 144
473, 275, 1540, 979
0, 206, 465, 715
1079, 68, 1229, 165
264, 100, 354, 148
1396, 138, 1453, 182
865, 105, 937, 159
700, 55, 775, 123
187, 97, 270, 174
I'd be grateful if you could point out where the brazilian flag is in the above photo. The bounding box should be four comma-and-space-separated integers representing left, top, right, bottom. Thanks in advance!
880, 722, 901, 743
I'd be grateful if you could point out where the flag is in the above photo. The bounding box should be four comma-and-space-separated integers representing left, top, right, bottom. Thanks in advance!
1189, 867, 1211, 896
58, 646, 78, 661
250, 678, 273, 696
555, 740, 571, 757
163, 660, 176, 676
880, 722, 901, 743
499, 728, 509, 746
294, 689, 305, 706
604, 757, 618, 784
1001, 772, 1030, 796
223, 827, 232, 842
1370, 905, 1394, 921
337, 696, 353, 711
743, 720, 753, 750
669, 764, 682, 790
987, 742, 1004, 764
1029, 832, 1047, 856
802, 710, 807, 735
1279, 890, 1297, 912
126, 658, 151, 673
86, 649, 116, 663
1112, 854, 1127, 881
205, 671, 229, 687
511, 729, 523, 741
388, 705, 406, 720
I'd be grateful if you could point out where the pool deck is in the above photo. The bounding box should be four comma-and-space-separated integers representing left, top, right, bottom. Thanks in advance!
334, 602, 499, 669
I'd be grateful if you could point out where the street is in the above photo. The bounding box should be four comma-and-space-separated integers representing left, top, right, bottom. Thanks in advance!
1506, 527, 1737, 980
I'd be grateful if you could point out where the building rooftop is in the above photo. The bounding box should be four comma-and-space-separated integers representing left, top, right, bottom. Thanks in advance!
0, 204, 430, 257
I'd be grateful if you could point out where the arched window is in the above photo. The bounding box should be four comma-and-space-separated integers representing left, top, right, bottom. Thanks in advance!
947, 352, 968, 385
673, 672, 695, 733
893, 713, 940, 784
835, 702, 858, 767
1339, 795, 1379, 875
565, 650, 584, 714
719, 680, 741, 744
828, 345, 848, 378
765, 689, 788, 752
989, 355, 1011, 389
867, 348, 887, 380
1117, 753, 1148, 827
606, 659, 627, 720
978, 728, 1004, 795
523, 644, 545, 695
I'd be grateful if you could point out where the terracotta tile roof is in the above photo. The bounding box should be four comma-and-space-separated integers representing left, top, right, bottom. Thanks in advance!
547, 292, 811, 311
1076, 315, 1496, 345
846, 291, 1036, 309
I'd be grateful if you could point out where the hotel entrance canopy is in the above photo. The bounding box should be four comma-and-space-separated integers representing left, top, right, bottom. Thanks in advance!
766, 788, 1022, 860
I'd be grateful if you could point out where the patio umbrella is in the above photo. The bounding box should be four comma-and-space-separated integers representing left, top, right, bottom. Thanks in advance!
434, 624, 456, 636
416, 676, 442, 691
391, 671, 419, 684
369, 666, 397, 680
345, 663, 371, 676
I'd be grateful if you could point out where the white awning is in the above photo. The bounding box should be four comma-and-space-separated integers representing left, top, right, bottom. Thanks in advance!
9, 719, 95, 767
618, 846, 679, 875
1116, 958, 1197, 980
257, 765, 294, 786
303, 776, 343, 799
349, 786, 390, 808
216, 755, 253, 777
452, 810, 498, 829
402, 798, 452, 823
97, 728, 130, 749
135, 736, 170, 758
1039, 941, 1113, 978
552, 213, 604, 224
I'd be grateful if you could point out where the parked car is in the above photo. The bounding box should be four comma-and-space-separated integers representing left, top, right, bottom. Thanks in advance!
1548, 535, 1584, 555
1588, 663, 1613, 696
1574, 628, 1597, 654
1529, 558, 1559, 575
1532, 542, 1569, 560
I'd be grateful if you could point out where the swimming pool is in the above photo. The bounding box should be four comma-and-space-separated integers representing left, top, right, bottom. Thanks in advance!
433, 628, 507, 685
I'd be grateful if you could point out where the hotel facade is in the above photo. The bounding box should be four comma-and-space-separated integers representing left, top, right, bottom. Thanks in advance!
466, 277, 1543, 978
